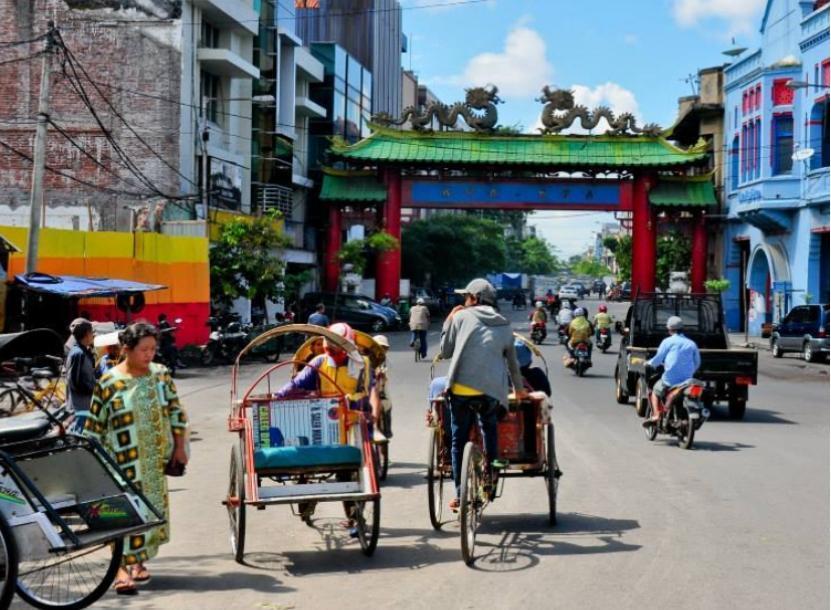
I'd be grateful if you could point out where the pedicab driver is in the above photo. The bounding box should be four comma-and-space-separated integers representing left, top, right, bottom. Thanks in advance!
440, 278, 526, 511
643, 315, 701, 427
275, 323, 387, 442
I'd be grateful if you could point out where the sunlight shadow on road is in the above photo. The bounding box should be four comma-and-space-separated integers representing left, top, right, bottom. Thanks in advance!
470, 512, 642, 572
707, 409, 796, 425
688, 441, 755, 452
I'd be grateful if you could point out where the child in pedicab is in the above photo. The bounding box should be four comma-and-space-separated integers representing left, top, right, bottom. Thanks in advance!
372, 335, 393, 439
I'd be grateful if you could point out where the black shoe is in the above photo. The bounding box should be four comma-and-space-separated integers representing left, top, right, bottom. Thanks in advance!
642, 419, 658, 428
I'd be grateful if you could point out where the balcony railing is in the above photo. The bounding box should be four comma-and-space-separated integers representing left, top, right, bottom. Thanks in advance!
256, 184, 293, 216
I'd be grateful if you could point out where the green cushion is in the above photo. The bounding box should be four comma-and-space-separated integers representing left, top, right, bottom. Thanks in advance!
254, 445, 362, 470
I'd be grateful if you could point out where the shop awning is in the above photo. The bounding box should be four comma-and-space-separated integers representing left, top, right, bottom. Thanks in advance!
319, 171, 387, 202
649, 176, 717, 208
15, 274, 166, 298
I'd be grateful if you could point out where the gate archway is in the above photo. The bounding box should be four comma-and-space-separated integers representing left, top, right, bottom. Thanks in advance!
320, 87, 715, 300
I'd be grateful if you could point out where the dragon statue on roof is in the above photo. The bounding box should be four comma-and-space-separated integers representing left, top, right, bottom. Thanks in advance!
536, 86, 662, 137
372, 85, 502, 133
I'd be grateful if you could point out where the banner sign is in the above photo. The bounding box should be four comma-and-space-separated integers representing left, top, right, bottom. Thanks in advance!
403, 179, 625, 210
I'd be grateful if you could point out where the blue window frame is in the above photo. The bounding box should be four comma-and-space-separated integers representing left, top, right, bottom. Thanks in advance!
772, 114, 794, 175
731, 135, 740, 191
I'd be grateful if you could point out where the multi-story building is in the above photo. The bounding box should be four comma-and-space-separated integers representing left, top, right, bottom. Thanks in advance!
721, 0, 829, 334
295, 0, 404, 118
669, 66, 726, 283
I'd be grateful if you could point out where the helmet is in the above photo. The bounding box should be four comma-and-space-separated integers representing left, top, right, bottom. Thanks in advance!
598, 304, 607, 313
535, 301, 544, 308
327, 322, 356, 344
514, 339, 532, 368
666, 316, 684, 331
372, 334, 390, 348
562, 302, 572, 310
574, 307, 586, 317
416, 297, 425, 305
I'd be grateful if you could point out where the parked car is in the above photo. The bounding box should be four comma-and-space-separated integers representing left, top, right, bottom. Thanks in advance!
571, 282, 588, 297
770, 304, 829, 362
558, 285, 580, 300
299, 292, 402, 333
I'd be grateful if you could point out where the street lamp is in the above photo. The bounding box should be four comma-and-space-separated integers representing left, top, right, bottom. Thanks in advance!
785, 80, 830, 90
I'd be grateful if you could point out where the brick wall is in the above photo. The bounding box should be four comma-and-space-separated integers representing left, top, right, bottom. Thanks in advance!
0, 0, 186, 230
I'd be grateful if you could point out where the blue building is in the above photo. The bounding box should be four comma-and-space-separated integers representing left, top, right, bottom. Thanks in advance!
722, 0, 830, 334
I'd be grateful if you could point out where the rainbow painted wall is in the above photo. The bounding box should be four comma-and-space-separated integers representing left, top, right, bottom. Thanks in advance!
0, 226, 210, 345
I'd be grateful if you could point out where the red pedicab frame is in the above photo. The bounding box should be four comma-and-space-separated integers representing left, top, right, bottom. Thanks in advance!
225, 324, 381, 562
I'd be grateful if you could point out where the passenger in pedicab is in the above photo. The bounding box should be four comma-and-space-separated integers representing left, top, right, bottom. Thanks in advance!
513, 339, 551, 396
373, 334, 393, 438
275, 323, 387, 442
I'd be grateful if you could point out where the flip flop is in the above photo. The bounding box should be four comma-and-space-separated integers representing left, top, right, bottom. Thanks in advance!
114, 578, 138, 596
131, 566, 151, 583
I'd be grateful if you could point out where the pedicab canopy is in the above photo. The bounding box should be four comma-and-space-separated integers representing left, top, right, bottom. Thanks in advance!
0, 329, 64, 364
293, 329, 386, 369
14, 273, 165, 297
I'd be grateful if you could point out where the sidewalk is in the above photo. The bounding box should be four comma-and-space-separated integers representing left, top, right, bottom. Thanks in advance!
728, 332, 769, 350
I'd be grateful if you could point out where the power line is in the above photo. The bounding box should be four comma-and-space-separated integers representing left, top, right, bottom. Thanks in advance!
0, 33, 48, 47
0, 49, 46, 67
61, 0, 491, 29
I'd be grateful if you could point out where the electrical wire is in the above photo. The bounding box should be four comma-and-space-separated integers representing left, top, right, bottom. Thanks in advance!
61, 0, 493, 29
0, 33, 48, 47
0, 50, 46, 68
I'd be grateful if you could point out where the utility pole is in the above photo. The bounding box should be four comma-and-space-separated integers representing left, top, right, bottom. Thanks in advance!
25, 22, 56, 275
200, 98, 210, 238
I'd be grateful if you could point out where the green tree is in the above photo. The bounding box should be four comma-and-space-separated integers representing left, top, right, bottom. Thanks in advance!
402, 215, 506, 287
612, 234, 633, 281
656, 231, 692, 290
571, 258, 611, 277
209, 211, 290, 308
337, 230, 399, 276
506, 235, 561, 275
602, 235, 619, 253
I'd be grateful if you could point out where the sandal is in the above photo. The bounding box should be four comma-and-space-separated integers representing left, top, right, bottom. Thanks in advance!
131, 565, 151, 583
114, 578, 138, 596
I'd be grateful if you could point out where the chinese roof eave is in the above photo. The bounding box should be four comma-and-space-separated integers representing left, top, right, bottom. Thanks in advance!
649, 174, 718, 208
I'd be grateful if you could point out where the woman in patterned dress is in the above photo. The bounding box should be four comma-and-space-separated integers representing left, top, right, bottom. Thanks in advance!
83, 323, 189, 595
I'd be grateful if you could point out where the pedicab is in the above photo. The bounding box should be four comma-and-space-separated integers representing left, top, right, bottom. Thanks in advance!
224, 324, 381, 564
425, 333, 561, 564
293, 330, 391, 481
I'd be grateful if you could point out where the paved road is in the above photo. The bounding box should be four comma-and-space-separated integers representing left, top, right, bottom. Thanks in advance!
51, 301, 827, 610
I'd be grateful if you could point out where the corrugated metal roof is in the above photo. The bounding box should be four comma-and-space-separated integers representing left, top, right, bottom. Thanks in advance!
649, 176, 717, 207
319, 172, 387, 202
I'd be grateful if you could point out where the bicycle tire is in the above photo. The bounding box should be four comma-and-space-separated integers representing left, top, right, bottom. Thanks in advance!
459, 441, 482, 566
228, 444, 246, 564
0, 513, 19, 610
426, 427, 444, 530
16, 537, 123, 610
0, 387, 27, 418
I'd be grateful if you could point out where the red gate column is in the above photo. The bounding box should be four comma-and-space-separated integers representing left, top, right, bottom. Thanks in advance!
631, 173, 656, 296
690, 211, 707, 293
376, 169, 402, 301
324, 204, 342, 292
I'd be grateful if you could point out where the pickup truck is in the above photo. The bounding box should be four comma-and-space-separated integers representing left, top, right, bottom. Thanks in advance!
614, 293, 758, 420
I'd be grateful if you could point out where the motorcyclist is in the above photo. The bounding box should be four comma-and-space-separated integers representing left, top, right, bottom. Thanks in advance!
157, 314, 185, 370
557, 301, 573, 326
566, 307, 594, 358
593, 304, 614, 343
529, 301, 548, 340
643, 316, 701, 427
276, 322, 386, 442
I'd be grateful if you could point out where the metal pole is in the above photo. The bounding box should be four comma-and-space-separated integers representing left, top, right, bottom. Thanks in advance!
201, 99, 210, 238
25, 23, 55, 275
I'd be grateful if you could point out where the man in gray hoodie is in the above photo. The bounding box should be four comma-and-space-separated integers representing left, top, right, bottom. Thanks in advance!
440, 278, 526, 510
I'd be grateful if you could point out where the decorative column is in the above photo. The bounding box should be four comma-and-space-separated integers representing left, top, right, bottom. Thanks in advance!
375, 169, 402, 301
324, 204, 342, 292
690, 211, 708, 293
631, 173, 656, 296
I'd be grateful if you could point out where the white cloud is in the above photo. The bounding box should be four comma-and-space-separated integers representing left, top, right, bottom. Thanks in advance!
441, 23, 554, 97
672, 0, 766, 36
562, 82, 642, 134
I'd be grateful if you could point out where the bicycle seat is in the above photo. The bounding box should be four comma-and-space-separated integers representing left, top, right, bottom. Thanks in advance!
30, 368, 56, 380
0, 411, 52, 444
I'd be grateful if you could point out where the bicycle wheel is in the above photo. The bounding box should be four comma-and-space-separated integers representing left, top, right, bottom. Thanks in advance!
228, 444, 246, 564
459, 441, 483, 566
546, 423, 560, 526
0, 513, 18, 610
353, 497, 380, 556
16, 535, 123, 610
426, 427, 445, 530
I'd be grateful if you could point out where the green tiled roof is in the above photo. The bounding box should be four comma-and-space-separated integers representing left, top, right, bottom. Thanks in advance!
649, 176, 717, 208
329, 126, 709, 168
319, 171, 387, 202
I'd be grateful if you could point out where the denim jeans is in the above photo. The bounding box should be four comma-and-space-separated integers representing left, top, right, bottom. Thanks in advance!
449, 393, 499, 498
410, 329, 428, 358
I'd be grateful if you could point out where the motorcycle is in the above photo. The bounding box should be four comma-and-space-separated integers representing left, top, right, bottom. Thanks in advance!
530, 322, 546, 345
596, 327, 612, 353
155, 317, 183, 376
202, 314, 285, 365
642, 364, 709, 450
565, 341, 592, 377
557, 324, 569, 345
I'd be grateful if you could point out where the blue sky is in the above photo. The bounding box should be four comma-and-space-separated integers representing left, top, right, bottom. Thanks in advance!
398, 0, 768, 257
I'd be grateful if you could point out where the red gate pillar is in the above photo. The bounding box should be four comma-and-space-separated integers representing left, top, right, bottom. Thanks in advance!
324, 204, 342, 292
690, 211, 708, 293
376, 169, 402, 301
631, 173, 657, 296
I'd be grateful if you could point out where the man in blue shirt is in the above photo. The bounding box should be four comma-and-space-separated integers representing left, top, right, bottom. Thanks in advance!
644, 315, 701, 425
307, 303, 329, 327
